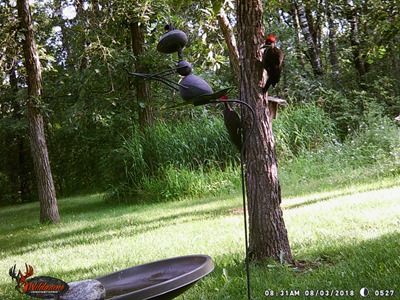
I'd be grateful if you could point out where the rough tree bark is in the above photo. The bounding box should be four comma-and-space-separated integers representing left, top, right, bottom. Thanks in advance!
236, 0, 293, 263
17, 0, 60, 223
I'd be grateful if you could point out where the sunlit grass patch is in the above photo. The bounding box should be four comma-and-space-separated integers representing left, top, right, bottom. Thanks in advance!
1, 185, 399, 299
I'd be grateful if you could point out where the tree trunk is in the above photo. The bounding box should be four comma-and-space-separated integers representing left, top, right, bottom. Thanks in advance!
294, 2, 324, 76
17, 0, 60, 223
290, 4, 306, 69
346, 0, 366, 76
216, 7, 240, 81
237, 0, 293, 263
326, 2, 340, 82
130, 21, 153, 131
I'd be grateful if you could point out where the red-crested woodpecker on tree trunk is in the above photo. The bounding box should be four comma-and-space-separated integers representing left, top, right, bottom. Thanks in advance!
262, 35, 284, 93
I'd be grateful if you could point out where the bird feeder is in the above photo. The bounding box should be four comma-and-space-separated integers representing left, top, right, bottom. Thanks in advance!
268, 96, 286, 120
127, 22, 256, 300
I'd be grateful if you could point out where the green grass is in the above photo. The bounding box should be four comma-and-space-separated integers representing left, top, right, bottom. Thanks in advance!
1, 178, 399, 299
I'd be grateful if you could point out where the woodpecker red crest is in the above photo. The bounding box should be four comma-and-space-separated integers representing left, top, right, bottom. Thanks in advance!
266, 35, 276, 43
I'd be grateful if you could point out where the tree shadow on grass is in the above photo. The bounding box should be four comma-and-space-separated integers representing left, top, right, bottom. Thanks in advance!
0, 194, 241, 257
182, 232, 400, 299
282, 185, 400, 211
300, 231, 400, 286
2, 196, 399, 299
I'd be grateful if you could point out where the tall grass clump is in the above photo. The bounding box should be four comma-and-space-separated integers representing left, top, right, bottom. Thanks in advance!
139, 164, 241, 201
273, 103, 337, 159
279, 111, 400, 197
140, 115, 237, 170
104, 115, 239, 203
104, 99, 399, 204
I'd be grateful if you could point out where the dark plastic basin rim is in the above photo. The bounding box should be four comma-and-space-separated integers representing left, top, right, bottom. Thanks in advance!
96, 254, 214, 300
136, 255, 214, 300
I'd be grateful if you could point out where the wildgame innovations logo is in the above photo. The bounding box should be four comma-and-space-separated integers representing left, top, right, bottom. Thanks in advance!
9, 263, 69, 298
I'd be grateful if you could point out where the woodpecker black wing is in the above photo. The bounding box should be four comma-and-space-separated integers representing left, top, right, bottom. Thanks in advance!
223, 103, 243, 150
262, 46, 284, 93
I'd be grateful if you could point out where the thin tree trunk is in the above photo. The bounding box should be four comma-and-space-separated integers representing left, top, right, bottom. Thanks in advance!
216, 7, 240, 81
290, 3, 306, 68
17, 0, 60, 223
346, 0, 366, 76
130, 21, 152, 131
237, 0, 293, 263
326, 3, 340, 82
294, 2, 324, 76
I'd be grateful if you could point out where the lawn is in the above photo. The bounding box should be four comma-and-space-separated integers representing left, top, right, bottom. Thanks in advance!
0, 177, 399, 299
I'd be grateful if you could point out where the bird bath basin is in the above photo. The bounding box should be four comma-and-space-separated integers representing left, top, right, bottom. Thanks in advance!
96, 255, 214, 300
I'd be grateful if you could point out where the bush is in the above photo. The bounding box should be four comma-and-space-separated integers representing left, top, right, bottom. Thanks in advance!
104, 100, 399, 204
322, 76, 400, 139
104, 115, 240, 203
140, 116, 237, 171
138, 164, 241, 202
273, 103, 337, 159
341, 113, 400, 168
279, 113, 400, 196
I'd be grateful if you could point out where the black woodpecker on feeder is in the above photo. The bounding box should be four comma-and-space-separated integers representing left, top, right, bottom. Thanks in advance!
262, 34, 284, 93
220, 96, 243, 151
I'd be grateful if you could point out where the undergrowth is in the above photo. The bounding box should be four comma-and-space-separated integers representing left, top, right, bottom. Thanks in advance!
104, 103, 399, 204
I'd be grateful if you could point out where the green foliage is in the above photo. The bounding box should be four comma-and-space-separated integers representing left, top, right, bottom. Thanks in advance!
104, 115, 239, 203
273, 103, 336, 158
143, 116, 236, 169
139, 164, 240, 201
102, 102, 399, 205
323, 78, 400, 138
0, 173, 13, 204
279, 115, 400, 197
1, 0, 400, 204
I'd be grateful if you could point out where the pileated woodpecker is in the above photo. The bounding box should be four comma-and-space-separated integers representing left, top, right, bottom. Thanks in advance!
262, 34, 284, 93
220, 96, 242, 151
